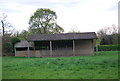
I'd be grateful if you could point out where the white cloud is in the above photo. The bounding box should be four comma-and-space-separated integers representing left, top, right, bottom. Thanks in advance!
0, 0, 118, 33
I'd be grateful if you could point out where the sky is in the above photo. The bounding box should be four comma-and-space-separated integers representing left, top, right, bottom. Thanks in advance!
0, 0, 118, 33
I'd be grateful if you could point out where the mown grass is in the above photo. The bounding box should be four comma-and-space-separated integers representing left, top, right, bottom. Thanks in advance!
2, 51, 118, 79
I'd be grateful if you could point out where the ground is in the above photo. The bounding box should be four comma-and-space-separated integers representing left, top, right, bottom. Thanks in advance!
2, 51, 119, 79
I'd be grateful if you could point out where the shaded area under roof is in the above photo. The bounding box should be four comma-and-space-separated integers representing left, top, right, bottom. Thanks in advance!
28, 32, 97, 41
15, 40, 34, 48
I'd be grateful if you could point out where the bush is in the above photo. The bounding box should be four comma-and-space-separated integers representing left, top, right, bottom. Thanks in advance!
94, 45, 120, 51
10, 37, 20, 45
10, 37, 20, 53
4, 42, 13, 53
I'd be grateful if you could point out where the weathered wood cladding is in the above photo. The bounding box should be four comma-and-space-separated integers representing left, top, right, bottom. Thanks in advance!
75, 39, 94, 56
15, 32, 97, 57
15, 51, 35, 57
15, 39, 94, 57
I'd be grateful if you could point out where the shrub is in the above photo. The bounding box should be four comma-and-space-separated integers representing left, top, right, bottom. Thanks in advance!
4, 42, 13, 53
94, 45, 120, 51
10, 37, 20, 53
10, 37, 20, 45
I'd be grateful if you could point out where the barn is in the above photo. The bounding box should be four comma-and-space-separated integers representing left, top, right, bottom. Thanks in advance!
15, 32, 97, 57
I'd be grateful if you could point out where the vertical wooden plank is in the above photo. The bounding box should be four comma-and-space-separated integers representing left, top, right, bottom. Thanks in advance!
96, 39, 98, 55
15, 47, 16, 56
28, 41, 30, 57
33, 42, 35, 57
92, 39, 94, 56
73, 40, 75, 56
50, 41, 52, 57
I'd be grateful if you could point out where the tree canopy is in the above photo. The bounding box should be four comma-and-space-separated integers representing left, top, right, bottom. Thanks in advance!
97, 25, 119, 45
18, 30, 30, 40
68, 27, 80, 33
29, 8, 64, 34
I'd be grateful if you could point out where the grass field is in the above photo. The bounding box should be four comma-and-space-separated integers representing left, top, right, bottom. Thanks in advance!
2, 51, 118, 79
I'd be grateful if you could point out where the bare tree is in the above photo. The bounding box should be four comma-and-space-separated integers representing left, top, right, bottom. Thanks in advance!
0, 13, 14, 55
68, 26, 80, 33
0, 13, 13, 36
97, 24, 118, 45
97, 24, 118, 38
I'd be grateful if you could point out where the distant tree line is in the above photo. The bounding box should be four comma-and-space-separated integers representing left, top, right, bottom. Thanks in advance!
97, 24, 119, 45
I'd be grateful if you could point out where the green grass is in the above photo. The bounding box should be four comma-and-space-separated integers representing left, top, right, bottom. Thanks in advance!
0, 56, 2, 80
2, 51, 119, 79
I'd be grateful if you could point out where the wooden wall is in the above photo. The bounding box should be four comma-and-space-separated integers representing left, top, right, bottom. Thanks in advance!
15, 39, 94, 57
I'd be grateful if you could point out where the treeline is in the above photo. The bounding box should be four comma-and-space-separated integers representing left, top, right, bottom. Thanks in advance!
96, 24, 119, 51
97, 24, 119, 45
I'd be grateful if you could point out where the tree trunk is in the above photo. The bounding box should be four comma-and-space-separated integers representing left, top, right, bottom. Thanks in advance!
1, 20, 5, 36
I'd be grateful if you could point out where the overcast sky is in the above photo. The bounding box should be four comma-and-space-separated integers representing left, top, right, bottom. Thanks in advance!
0, 0, 118, 33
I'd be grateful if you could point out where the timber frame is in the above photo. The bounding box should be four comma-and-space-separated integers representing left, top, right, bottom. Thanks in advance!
15, 32, 97, 57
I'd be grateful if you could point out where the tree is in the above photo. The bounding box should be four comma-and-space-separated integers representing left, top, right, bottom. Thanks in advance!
0, 13, 14, 55
0, 13, 13, 36
68, 27, 80, 33
18, 30, 30, 40
97, 24, 118, 37
29, 8, 64, 34
97, 24, 119, 45
4, 42, 13, 53
10, 37, 20, 53
10, 37, 20, 46
2, 37, 20, 56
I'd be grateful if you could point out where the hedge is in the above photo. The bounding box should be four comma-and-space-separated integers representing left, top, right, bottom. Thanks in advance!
94, 44, 120, 51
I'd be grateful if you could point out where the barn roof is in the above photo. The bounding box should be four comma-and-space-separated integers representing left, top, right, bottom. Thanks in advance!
15, 40, 34, 48
28, 32, 97, 41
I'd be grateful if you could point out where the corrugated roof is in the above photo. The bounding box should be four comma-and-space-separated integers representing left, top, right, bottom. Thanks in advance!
28, 32, 97, 41
15, 40, 34, 48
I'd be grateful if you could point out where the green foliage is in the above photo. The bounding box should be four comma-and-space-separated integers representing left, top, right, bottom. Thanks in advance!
112, 34, 119, 44
29, 8, 64, 34
68, 27, 80, 33
98, 29, 119, 45
95, 45, 120, 51
2, 36, 20, 54
10, 37, 20, 45
97, 25, 119, 45
10, 37, 20, 53
3, 51, 118, 79
18, 30, 30, 40
4, 42, 13, 53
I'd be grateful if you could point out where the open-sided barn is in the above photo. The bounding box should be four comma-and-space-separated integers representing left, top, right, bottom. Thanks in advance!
15, 32, 97, 57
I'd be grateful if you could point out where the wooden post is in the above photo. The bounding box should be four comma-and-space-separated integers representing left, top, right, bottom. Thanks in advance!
50, 41, 52, 57
28, 41, 30, 57
33, 41, 35, 55
92, 39, 94, 56
73, 40, 75, 56
96, 39, 98, 55
14, 47, 16, 56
